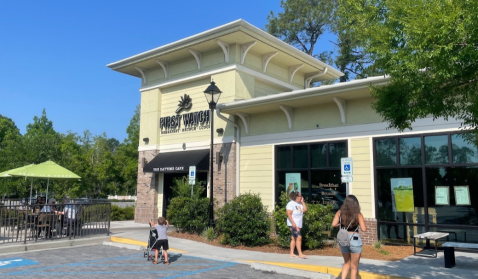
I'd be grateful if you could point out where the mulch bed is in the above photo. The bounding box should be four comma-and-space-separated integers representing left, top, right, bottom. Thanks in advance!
168, 231, 420, 261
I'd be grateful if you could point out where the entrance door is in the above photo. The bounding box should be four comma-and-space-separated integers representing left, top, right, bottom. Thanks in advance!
162, 172, 208, 217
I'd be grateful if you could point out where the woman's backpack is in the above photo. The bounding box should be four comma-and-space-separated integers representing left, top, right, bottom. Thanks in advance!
337, 216, 358, 246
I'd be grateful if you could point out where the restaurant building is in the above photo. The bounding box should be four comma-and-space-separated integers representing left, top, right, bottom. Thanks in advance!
108, 19, 478, 245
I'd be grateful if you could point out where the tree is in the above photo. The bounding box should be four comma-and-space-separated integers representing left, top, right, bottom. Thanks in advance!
339, 0, 478, 142
266, 0, 377, 82
117, 104, 140, 195
266, 0, 336, 57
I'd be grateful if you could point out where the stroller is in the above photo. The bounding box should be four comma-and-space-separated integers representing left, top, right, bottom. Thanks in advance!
144, 224, 163, 262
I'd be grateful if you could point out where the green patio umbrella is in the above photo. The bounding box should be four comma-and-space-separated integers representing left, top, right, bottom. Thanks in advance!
4, 161, 80, 203
0, 164, 36, 202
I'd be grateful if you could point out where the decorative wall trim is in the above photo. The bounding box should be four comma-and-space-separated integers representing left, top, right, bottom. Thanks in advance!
188, 49, 202, 70
279, 105, 293, 130
134, 66, 147, 85
333, 96, 347, 125
305, 68, 327, 89
289, 64, 304, 83
216, 40, 230, 64
239, 117, 462, 147
139, 64, 301, 92
236, 112, 250, 135
262, 52, 278, 73
240, 41, 256, 64
155, 60, 169, 79
138, 136, 236, 152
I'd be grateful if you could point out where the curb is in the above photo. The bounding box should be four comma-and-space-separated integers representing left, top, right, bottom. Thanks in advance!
0, 235, 110, 255
247, 261, 412, 279
109, 236, 188, 253
251, 262, 333, 279
103, 241, 143, 250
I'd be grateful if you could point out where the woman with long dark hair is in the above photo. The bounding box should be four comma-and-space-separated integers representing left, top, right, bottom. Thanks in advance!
332, 195, 367, 279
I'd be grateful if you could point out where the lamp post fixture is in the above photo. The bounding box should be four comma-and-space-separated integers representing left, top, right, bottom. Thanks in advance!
203, 81, 222, 227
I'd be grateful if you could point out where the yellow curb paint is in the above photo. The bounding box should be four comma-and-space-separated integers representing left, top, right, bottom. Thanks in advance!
109, 236, 188, 253
246, 260, 411, 279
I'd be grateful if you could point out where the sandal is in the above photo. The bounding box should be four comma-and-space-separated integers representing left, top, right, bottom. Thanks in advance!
164, 261, 169, 265
153, 261, 158, 265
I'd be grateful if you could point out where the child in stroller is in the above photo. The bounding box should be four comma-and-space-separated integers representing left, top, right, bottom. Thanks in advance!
146, 217, 170, 265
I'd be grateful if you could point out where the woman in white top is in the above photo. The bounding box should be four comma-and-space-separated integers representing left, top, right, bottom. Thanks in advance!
286, 191, 308, 259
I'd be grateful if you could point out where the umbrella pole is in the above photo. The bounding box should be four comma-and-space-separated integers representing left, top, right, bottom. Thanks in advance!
29, 178, 33, 205
46, 178, 49, 202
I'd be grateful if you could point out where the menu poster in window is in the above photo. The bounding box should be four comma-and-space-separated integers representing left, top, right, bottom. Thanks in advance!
454, 186, 471, 206
435, 186, 449, 205
391, 178, 414, 212
285, 173, 301, 195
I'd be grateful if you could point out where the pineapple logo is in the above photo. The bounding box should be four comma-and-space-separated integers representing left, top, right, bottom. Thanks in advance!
175, 94, 192, 114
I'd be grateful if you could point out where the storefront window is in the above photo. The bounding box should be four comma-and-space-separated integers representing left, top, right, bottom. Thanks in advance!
425, 167, 478, 226
276, 141, 347, 206
375, 132, 478, 244
425, 135, 449, 164
400, 137, 422, 165
293, 145, 308, 169
330, 142, 347, 168
311, 144, 327, 168
376, 168, 425, 224
276, 146, 291, 169
375, 138, 397, 166
310, 170, 345, 210
452, 135, 478, 164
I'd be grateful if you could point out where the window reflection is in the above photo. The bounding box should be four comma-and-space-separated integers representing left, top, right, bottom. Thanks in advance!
452, 135, 478, 164
400, 137, 421, 165
375, 139, 397, 166
425, 135, 449, 164
330, 142, 347, 167
277, 146, 291, 169
311, 144, 327, 168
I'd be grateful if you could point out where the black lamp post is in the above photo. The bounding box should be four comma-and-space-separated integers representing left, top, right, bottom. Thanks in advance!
203, 81, 222, 227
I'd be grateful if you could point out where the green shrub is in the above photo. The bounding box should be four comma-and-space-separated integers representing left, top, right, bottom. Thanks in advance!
110, 204, 135, 221
216, 192, 271, 247
201, 227, 216, 241
373, 241, 383, 249
273, 192, 335, 249
110, 204, 124, 221
171, 176, 205, 198
123, 205, 135, 220
166, 196, 209, 234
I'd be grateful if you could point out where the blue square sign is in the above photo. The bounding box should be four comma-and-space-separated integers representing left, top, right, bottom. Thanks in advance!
341, 157, 353, 176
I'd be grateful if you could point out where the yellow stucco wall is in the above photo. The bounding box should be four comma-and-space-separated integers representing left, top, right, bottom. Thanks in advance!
350, 137, 374, 218
140, 88, 162, 147
240, 145, 274, 212
254, 80, 284, 97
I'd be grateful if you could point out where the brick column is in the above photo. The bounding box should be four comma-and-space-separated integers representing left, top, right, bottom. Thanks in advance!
135, 150, 160, 224
361, 218, 378, 245
212, 142, 236, 209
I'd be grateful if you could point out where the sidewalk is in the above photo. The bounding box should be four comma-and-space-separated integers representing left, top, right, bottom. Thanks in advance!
109, 221, 478, 279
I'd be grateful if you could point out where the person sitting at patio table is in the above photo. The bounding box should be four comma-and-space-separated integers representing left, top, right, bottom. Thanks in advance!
39, 198, 57, 238
56, 198, 79, 236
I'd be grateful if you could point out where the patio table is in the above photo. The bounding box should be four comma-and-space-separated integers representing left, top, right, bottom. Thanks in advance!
413, 232, 449, 258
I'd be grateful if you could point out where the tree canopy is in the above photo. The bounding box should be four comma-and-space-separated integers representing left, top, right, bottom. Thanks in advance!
0, 106, 140, 199
338, 0, 478, 139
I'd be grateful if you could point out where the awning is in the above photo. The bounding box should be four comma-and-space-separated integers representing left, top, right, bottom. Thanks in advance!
143, 149, 210, 173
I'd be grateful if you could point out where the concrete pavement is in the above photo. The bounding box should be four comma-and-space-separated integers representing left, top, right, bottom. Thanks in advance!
1, 221, 477, 278
109, 221, 478, 279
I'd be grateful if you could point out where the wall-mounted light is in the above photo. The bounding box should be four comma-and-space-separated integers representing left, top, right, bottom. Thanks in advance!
216, 128, 224, 134
316, 124, 320, 129
143, 137, 149, 144
216, 152, 224, 165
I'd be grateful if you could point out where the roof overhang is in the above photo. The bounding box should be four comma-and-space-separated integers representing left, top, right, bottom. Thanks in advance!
107, 19, 343, 82
217, 75, 391, 115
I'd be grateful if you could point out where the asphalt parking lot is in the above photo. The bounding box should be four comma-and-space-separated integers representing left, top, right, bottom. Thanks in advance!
0, 245, 294, 279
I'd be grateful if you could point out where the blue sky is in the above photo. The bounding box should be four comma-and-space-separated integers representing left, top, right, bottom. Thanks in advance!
0, 1, 336, 142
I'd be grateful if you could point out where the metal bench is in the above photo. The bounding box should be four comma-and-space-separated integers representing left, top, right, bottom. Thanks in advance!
442, 242, 478, 268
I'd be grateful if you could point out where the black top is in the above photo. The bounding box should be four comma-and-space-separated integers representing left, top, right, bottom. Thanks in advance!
340, 216, 359, 232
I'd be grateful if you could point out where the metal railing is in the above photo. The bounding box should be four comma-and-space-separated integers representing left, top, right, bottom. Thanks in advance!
0, 201, 111, 244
